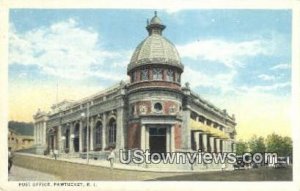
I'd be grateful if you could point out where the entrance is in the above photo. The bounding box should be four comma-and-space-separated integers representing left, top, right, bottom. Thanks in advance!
74, 124, 80, 152
149, 127, 167, 155
74, 137, 79, 152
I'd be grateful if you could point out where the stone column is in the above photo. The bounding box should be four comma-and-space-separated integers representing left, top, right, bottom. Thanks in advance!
182, 110, 191, 150
170, 125, 175, 152
43, 122, 47, 146
232, 142, 236, 152
37, 124, 40, 144
209, 136, 215, 152
140, 125, 145, 151
79, 121, 83, 152
215, 138, 220, 153
58, 125, 62, 153
116, 108, 124, 149
102, 113, 107, 151
90, 118, 94, 151
34, 124, 37, 144
145, 126, 149, 150
202, 134, 207, 152
69, 122, 74, 153
39, 124, 42, 144
166, 127, 170, 152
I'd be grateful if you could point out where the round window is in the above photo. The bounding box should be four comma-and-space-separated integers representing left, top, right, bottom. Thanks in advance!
154, 102, 163, 112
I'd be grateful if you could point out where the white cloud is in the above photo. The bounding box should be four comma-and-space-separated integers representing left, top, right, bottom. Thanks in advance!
258, 74, 276, 81
182, 66, 237, 93
271, 63, 291, 70
9, 19, 130, 81
177, 39, 272, 68
165, 7, 182, 15
240, 82, 290, 92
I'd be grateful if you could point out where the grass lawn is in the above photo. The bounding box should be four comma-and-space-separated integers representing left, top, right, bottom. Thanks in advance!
152, 166, 293, 181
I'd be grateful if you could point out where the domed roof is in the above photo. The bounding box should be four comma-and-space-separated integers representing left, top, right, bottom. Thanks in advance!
127, 12, 184, 72
150, 15, 162, 25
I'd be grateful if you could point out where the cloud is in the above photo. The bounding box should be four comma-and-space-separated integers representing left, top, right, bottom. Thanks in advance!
258, 74, 276, 81
182, 66, 237, 93
177, 38, 273, 68
271, 63, 291, 70
165, 7, 182, 15
240, 82, 290, 92
9, 19, 130, 81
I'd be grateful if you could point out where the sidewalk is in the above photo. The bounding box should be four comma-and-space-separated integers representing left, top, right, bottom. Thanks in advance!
16, 152, 227, 173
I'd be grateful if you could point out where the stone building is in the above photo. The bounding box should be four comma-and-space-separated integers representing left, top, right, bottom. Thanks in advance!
8, 129, 34, 151
34, 12, 236, 164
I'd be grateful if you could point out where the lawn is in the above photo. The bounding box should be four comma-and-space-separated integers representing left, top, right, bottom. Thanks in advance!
152, 166, 293, 181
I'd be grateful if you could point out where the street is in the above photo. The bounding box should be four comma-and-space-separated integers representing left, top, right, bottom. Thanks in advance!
8, 165, 58, 181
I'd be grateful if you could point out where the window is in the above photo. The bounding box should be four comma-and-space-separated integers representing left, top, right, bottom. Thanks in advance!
176, 73, 181, 83
65, 129, 70, 149
131, 72, 135, 83
166, 69, 174, 81
154, 102, 163, 112
108, 118, 117, 144
95, 121, 102, 145
153, 68, 162, 80
140, 69, 148, 81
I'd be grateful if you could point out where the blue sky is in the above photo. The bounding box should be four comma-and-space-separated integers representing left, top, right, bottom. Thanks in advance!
8, 9, 292, 139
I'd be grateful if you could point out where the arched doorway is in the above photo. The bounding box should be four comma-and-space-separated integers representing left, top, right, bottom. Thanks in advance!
95, 121, 102, 150
48, 127, 56, 152
74, 124, 80, 152
108, 118, 116, 146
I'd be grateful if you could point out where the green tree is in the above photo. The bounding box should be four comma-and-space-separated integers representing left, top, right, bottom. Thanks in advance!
236, 140, 248, 155
248, 135, 266, 153
266, 133, 292, 156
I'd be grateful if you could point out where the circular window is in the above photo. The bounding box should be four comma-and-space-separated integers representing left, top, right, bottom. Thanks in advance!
154, 102, 163, 112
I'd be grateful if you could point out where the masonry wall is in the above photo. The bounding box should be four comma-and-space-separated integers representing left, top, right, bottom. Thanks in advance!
127, 123, 140, 149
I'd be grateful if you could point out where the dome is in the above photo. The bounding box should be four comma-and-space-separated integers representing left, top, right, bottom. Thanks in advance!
127, 12, 184, 72
150, 15, 162, 25
128, 34, 183, 72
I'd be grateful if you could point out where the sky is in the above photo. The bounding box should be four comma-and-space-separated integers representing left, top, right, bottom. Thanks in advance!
8, 9, 291, 140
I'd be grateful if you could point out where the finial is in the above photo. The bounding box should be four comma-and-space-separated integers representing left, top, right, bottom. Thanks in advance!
185, 82, 190, 89
154, 11, 157, 17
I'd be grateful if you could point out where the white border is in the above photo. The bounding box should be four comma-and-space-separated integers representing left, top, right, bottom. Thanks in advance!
0, 0, 299, 191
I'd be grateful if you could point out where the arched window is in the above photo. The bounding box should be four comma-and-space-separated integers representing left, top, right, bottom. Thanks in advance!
153, 68, 162, 80
108, 118, 117, 144
65, 128, 70, 149
140, 69, 149, 81
73, 124, 80, 152
176, 72, 181, 83
95, 121, 102, 146
166, 69, 174, 81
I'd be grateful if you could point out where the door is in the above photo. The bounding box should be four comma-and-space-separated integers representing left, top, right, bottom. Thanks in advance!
149, 127, 167, 156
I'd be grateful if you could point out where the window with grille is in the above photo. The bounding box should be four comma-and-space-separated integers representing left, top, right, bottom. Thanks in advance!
166, 69, 174, 81
140, 69, 149, 81
95, 121, 102, 145
153, 68, 163, 80
108, 119, 117, 144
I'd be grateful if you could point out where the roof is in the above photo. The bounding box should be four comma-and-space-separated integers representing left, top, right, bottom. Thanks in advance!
127, 12, 184, 72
